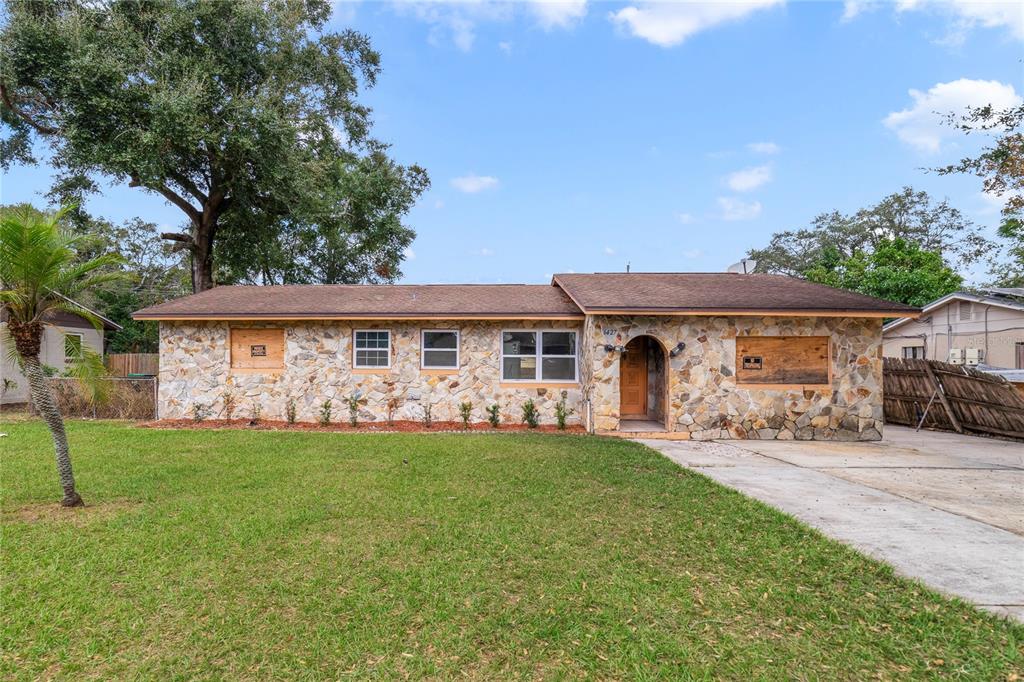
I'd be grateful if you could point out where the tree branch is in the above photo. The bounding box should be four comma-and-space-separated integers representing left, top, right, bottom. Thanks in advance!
129, 174, 201, 222
160, 232, 194, 244
0, 83, 60, 135
167, 170, 208, 204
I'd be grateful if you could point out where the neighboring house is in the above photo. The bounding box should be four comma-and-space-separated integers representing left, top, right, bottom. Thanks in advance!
134, 273, 917, 440
882, 289, 1024, 369
1, 298, 121, 405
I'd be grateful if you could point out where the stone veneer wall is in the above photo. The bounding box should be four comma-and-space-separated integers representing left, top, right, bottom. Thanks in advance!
584, 315, 884, 440
158, 320, 583, 425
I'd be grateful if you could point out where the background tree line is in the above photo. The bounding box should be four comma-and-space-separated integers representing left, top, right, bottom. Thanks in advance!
748, 104, 1024, 305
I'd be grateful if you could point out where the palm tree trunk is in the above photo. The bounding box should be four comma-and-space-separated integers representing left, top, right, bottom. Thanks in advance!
24, 357, 84, 507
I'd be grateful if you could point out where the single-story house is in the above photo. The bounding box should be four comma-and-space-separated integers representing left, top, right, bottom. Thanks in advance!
133, 273, 918, 440
882, 288, 1024, 369
1, 297, 121, 405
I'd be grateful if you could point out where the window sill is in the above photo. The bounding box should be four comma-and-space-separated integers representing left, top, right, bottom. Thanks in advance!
499, 382, 579, 389
736, 383, 832, 392
352, 367, 392, 375
420, 368, 458, 375
230, 368, 283, 375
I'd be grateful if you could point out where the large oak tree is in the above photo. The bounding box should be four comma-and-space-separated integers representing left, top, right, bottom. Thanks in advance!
1, 0, 428, 292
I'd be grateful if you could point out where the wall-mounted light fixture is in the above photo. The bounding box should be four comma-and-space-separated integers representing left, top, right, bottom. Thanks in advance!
669, 341, 686, 357
603, 344, 626, 353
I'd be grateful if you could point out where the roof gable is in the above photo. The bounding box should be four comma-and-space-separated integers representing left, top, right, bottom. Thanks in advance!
883, 291, 1024, 332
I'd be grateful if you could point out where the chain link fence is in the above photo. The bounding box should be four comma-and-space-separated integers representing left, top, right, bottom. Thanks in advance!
30, 377, 158, 420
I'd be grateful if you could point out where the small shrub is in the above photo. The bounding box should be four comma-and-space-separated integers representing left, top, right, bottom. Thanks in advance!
250, 400, 262, 424
459, 402, 472, 430
521, 399, 539, 428
191, 403, 209, 423
422, 400, 432, 428
319, 399, 332, 426
386, 397, 400, 426
285, 398, 297, 425
487, 404, 501, 428
222, 389, 236, 421
347, 395, 359, 427
555, 392, 573, 430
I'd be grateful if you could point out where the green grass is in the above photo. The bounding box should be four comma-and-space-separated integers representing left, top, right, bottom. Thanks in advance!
2, 420, 1021, 680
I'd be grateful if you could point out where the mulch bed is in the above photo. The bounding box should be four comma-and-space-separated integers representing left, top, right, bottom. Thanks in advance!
138, 419, 587, 434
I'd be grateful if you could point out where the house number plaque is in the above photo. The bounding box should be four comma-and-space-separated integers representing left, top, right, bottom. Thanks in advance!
742, 355, 763, 370
250, 344, 267, 357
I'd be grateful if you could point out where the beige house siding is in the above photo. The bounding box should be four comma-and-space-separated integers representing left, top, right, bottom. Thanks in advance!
1, 323, 105, 404
883, 299, 1024, 368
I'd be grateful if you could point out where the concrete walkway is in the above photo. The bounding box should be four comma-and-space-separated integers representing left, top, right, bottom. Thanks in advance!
636, 426, 1024, 622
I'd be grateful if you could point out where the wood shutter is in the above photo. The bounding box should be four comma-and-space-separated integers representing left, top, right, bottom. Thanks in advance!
736, 336, 830, 386
230, 328, 285, 370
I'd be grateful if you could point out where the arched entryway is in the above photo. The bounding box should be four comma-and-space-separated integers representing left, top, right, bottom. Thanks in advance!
619, 335, 668, 431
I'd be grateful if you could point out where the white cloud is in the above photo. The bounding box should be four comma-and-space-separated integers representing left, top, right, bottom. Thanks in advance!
433, 199, 445, 209
747, 141, 781, 154
884, 78, 1021, 153
717, 197, 762, 221
898, 0, 1024, 42
475, 247, 495, 257
682, 248, 703, 259
840, 0, 874, 22
603, 246, 616, 255
726, 164, 773, 192
843, 1, 1024, 43
403, 246, 416, 261
528, 0, 588, 29
675, 212, 696, 224
393, 0, 584, 51
609, 0, 784, 48
498, 40, 513, 54
451, 174, 500, 193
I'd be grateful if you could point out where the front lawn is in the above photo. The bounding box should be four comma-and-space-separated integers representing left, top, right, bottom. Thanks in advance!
2, 420, 1021, 679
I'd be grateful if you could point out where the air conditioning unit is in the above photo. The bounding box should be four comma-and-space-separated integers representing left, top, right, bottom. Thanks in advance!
948, 348, 964, 365
965, 348, 984, 366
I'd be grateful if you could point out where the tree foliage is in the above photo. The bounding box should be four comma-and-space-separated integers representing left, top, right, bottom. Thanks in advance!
0, 0, 428, 292
747, 187, 989, 277
934, 104, 1024, 286
803, 238, 963, 308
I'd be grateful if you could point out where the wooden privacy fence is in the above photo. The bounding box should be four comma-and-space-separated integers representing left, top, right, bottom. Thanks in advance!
31, 377, 158, 420
106, 353, 158, 376
883, 357, 1024, 440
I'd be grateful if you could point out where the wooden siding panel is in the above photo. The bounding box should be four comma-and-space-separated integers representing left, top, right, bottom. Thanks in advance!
230, 328, 285, 370
736, 336, 830, 385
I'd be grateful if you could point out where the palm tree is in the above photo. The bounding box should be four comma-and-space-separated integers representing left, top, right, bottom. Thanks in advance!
0, 207, 125, 507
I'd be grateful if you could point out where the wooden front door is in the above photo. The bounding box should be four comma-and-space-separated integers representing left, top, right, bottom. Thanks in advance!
620, 337, 648, 417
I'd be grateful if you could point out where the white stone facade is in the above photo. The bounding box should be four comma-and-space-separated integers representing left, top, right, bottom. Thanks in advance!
158, 320, 583, 426
159, 314, 884, 439
583, 315, 884, 440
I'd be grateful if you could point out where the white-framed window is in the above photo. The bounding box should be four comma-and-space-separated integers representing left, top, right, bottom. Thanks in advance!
63, 332, 83, 364
902, 346, 924, 360
501, 330, 577, 382
353, 329, 391, 369
421, 329, 459, 369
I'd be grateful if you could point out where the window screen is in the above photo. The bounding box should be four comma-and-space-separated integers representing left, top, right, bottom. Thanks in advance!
354, 330, 391, 368
422, 330, 459, 369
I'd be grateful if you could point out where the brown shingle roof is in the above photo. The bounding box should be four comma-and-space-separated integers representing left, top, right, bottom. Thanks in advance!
552, 273, 919, 316
133, 284, 584, 320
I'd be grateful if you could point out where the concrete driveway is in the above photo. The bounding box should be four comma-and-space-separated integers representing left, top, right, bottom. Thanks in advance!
637, 426, 1024, 622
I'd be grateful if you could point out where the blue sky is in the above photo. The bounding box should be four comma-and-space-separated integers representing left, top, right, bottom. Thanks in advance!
2, 0, 1021, 284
